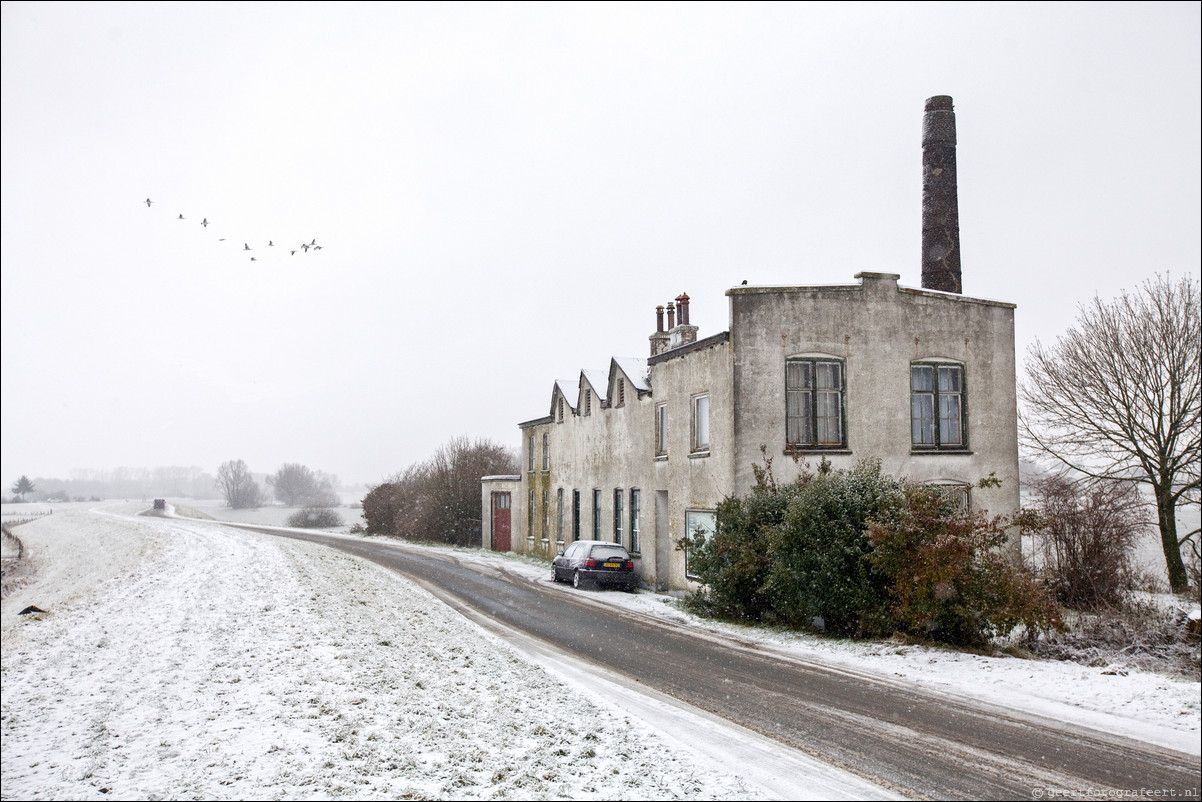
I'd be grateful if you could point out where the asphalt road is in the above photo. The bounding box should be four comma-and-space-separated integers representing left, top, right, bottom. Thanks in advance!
230, 525, 1200, 801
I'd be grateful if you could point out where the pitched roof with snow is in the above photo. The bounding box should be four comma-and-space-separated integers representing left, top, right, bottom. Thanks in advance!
610, 356, 651, 393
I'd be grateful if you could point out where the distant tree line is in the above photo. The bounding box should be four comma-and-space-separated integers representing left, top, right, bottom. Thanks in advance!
6, 466, 217, 502
361, 437, 518, 547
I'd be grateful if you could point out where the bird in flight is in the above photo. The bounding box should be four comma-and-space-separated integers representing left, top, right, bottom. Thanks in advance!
250, 257, 257, 261
300, 243, 310, 252
291, 250, 297, 256
201, 218, 210, 227
144, 198, 153, 207
244, 243, 252, 251
177, 214, 186, 220
268, 240, 274, 246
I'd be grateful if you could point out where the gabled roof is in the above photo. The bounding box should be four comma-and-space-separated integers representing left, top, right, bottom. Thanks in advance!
550, 378, 579, 418
610, 356, 651, 394
579, 369, 609, 408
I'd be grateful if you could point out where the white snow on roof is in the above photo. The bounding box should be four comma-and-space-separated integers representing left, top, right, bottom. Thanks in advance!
612, 356, 651, 392
553, 378, 578, 411
580, 368, 609, 404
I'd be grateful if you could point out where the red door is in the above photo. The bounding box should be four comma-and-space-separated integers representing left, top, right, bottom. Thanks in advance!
492, 492, 511, 551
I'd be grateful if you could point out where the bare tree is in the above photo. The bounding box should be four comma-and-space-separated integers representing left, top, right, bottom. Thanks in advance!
1019, 274, 1200, 593
267, 463, 339, 507
215, 459, 266, 509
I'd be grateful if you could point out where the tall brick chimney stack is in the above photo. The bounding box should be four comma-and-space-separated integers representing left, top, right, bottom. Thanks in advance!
921, 95, 962, 294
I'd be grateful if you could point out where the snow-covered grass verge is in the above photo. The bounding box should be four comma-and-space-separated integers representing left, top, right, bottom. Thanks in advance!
384, 539, 1202, 757
1, 506, 769, 800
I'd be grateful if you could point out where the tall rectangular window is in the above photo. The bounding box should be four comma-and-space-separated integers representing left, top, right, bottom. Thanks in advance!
528, 434, 535, 472
684, 510, 716, 579
528, 488, 534, 535
593, 489, 602, 539
656, 403, 668, 455
556, 488, 564, 540
542, 432, 550, 470
911, 363, 966, 449
786, 359, 844, 448
572, 490, 580, 541
613, 489, 624, 544
629, 489, 641, 553
542, 488, 550, 539
693, 394, 710, 452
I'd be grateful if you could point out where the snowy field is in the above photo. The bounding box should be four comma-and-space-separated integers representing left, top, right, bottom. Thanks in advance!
1, 502, 889, 800
2, 501, 1199, 801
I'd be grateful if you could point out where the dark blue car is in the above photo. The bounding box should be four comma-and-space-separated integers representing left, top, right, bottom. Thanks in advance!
552, 540, 637, 591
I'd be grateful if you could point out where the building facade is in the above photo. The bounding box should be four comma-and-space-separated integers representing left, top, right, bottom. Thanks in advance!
480, 97, 1021, 592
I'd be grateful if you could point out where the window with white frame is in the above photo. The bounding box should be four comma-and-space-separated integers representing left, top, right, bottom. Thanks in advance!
629, 489, 641, 553
542, 432, 550, 470
692, 394, 710, 452
684, 509, 716, 579
655, 402, 668, 456
593, 489, 602, 539
541, 488, 550, 540
927, 482, 971, 513
528, 434, 535, 472
911, 363, 966, 450
786, 358, 845, 449
613, 489, 624, 544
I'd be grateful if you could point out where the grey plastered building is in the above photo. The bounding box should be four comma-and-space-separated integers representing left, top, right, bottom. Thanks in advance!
481, 96, 1021, 592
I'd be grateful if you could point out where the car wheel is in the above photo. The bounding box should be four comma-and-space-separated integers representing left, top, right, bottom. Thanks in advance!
551, 567, 561, 583
572, 570, 585, 590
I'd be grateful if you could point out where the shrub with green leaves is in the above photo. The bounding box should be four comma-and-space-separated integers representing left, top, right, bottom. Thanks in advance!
684, 455, 1061, 647
762, 459, 903, 636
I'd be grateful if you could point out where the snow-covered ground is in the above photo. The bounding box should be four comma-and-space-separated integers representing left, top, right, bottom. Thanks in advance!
2, 500, 1199, 800
1, 502, 890, 800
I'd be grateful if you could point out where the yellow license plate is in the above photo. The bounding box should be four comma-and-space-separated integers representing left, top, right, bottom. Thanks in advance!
603, 562, 621, 568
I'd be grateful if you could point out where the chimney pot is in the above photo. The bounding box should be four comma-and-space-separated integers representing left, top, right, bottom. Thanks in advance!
655, 305, 665, 333
666, 302, 676, 330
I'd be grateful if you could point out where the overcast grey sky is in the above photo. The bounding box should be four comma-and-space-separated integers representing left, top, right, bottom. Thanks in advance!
2, 2, 1199, 488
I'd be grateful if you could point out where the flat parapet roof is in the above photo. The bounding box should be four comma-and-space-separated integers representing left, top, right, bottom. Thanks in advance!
726, 274, 1015, 310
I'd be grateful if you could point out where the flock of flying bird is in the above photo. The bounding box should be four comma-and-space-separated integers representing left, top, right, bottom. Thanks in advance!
143, 197, 324, 261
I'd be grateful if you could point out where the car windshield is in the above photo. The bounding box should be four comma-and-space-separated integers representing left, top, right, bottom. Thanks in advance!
590, 545, 629, 560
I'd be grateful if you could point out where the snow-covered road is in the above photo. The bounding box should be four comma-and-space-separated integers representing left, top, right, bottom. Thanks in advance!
1, 504, 894, 800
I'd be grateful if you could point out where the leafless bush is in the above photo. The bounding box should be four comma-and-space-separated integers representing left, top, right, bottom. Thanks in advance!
1021, 474, 1146, 609
361, 437, 518, 546
286, 506, 344, 528
1027, 598, 1201, 681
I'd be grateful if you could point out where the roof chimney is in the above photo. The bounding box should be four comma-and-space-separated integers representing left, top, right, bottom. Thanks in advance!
921, 95, 962, 294
650, 305, 670, 356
